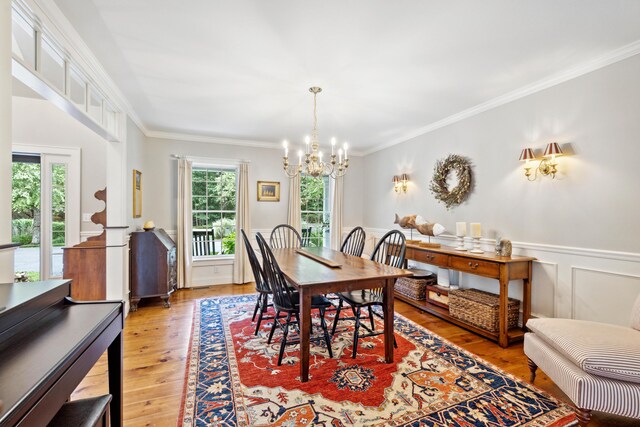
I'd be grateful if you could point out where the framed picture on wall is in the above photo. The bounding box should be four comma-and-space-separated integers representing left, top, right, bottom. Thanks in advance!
133, 169, 142, 217
257, 181, 280, 202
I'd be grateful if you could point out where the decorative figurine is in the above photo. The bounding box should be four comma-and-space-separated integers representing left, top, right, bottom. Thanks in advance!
394, 213, 445, 247
496, 237, 513, 257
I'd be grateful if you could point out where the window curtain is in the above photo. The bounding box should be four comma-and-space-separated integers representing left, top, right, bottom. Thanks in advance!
287, 174, 301, 233
330, 175, 344, 250
177, 158, 193, 288
233, 162, 251, 283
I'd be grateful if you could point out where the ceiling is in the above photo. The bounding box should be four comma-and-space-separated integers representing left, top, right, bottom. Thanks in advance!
53, 0, 640, 153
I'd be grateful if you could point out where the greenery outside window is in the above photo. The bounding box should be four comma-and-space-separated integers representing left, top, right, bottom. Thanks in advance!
300, 175, 330, 247
192, 167, 237, 257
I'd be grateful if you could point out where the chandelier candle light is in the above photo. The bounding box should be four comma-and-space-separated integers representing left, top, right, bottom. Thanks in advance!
455, 222, 467, 251
283, 87, 349, 178
470, 223, 483, 253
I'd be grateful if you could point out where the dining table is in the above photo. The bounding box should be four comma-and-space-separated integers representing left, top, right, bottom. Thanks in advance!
271, 246, 412, 382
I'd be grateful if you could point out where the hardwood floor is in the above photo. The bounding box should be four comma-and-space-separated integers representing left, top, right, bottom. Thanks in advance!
73, 285, 639, 426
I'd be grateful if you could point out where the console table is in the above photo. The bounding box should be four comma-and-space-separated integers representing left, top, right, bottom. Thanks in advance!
399, 243, 535, 348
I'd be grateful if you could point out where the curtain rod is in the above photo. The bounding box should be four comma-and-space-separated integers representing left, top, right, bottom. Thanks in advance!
171, 154, 251, 163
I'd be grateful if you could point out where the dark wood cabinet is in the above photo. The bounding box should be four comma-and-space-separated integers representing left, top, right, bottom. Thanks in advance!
129, 229, 177, 311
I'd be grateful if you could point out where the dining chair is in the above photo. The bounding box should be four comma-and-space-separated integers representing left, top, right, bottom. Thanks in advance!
256, 232, 334, 365
270, 224, 302, 249
301, 227, 312, 247
240, 229, 274, 335
340, 226, 366, 257
331, 229, 406, 358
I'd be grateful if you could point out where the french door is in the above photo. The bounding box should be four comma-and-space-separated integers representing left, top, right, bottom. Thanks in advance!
13, 145, 80, 280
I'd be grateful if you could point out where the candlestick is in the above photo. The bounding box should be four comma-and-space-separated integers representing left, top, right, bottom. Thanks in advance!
470, 223, 481, 238
470, 237, 483, 254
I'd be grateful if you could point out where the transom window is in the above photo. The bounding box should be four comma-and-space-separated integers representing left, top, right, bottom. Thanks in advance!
192, 167, 237, 257
300, 175, 330, 247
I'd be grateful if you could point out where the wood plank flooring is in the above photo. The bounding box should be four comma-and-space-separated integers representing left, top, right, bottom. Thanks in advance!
73, 285, 639, 426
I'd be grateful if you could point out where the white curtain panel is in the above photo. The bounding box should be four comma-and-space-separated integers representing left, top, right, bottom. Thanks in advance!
233, 162, 251, 284
330, 175, 344, 250
177, 158, 193, 288
287, 174, 301, 233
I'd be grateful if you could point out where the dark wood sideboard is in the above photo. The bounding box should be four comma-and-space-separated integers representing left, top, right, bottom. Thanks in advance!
129, 229, 177, 311
398, 244, 535, 348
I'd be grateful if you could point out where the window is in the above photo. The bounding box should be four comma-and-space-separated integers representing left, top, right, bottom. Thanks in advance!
300, 175, 330, 247
192, 166, 237, 257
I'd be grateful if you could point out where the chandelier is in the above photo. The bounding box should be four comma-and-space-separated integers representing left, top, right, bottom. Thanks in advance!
283, 87, 349, 178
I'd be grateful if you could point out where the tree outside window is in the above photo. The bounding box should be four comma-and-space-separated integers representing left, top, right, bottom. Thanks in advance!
300, 175, 330, 247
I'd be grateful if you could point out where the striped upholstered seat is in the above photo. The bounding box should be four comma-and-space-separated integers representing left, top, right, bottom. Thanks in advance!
524, 294, 640, 426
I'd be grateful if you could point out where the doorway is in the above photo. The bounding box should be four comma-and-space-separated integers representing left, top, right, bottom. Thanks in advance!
12, 146, 80, 281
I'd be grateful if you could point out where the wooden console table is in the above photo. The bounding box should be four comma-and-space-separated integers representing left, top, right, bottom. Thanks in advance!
399, 244, 535, 348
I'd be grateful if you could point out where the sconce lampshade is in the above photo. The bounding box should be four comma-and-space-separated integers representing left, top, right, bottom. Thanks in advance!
400, 173, 409, 182
519, 148, 535, 161
392, 175, 400, 183
543, 142, 563, 157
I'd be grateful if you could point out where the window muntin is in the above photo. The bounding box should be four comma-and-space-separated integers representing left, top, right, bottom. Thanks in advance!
300, 175, 330, 247
192, 167, 237, 257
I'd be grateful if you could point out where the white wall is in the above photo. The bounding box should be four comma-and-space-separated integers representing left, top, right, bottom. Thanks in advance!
143, 136, 364, 285
126, 117, 146, 232
362, 54, 640, 324
12, 96, 107, 235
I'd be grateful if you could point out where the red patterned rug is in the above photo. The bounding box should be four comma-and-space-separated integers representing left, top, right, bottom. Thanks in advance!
178, 295, 576, 426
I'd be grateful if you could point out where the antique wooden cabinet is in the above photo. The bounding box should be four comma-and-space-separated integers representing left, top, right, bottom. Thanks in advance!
129, 229, 177, 311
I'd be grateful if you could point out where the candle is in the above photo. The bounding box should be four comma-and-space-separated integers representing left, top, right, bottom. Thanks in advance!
305, 136, 310, 154
319, 151, 323, 162
331, 137, 336, 155
282, 140, 288, 158
456, 222, 467, 237
338, 148, 343, 163
298, 150, 303, 165
344, 143, 349, 160
470, 223, 481, 238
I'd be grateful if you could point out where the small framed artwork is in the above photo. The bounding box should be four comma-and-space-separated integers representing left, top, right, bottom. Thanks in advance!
257, 181, 280, 202
133, 169, 142, 218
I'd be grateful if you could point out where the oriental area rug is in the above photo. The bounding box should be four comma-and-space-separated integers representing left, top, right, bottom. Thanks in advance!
178, 295, 576, 427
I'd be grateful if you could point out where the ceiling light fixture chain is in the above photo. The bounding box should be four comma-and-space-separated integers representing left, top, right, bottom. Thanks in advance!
283, 87, 349, 179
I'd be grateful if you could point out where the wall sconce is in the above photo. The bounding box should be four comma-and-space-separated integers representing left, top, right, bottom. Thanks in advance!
393, 173, 409, 193
519, 142, 563, 181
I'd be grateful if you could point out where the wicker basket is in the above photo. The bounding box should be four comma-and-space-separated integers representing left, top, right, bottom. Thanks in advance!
395, 274, 436, 301
449, 288, 520, 332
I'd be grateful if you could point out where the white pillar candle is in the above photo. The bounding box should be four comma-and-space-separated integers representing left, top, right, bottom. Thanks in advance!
470, 223, 481, 238
456, 222, 467, 237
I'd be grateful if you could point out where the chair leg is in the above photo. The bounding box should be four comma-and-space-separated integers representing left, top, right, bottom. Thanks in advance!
331, 299, 343, 335
352, 307, 361, 358
252, 295, 260, 321
319, 308, 333, 359
368, 307, 375, 331
254, 294, 268, 335
268, 310, 280, 344
277, 313, 291, 366
575, 408, 591, 427
527, 357, 538, 383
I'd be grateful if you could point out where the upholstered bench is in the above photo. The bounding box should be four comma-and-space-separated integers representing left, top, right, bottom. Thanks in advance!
524, 295, 640, 426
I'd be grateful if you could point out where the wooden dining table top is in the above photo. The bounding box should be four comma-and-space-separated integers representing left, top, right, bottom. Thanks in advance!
271, 246, 412, 287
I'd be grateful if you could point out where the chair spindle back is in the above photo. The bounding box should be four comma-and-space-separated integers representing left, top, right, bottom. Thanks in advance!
340, 226, 366, 257
240, 229, 270, 293
270, 224, 302, 249
256, 232, 297, 311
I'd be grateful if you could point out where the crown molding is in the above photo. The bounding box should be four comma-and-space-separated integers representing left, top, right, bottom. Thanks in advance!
146, 130, 282, 150
363, 38, 640, 156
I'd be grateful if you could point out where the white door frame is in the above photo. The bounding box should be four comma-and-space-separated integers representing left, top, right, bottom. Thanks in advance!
12, 144, 80, 278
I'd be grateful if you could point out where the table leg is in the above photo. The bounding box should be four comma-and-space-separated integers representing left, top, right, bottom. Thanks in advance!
299, 289, 312, 382
107, 331, 123, 427
383, 278, 395, 363
522, 262, 533, 329
498, 265, 509, 348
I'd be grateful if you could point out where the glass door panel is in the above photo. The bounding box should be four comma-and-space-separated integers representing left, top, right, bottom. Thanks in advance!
12, 154, 41, 281
41, 155, 69, 279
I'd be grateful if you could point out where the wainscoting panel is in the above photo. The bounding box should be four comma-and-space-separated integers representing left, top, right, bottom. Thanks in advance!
531, 261, 558, 318
571, 267, 640, 326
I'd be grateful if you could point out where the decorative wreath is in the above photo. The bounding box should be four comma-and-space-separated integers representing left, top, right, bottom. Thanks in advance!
429, 154, 473, 209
